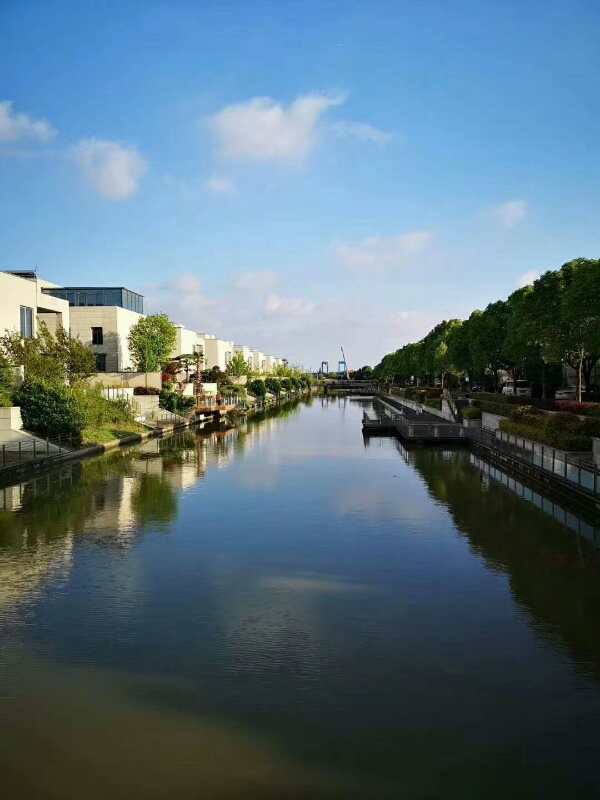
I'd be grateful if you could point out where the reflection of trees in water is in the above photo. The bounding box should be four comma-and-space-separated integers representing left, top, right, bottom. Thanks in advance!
131, 473, 177, 526
0, 401, 313, 612
409, 448, 600, 678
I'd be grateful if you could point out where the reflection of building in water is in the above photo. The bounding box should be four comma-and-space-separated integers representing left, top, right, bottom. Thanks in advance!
470, 453, 600, 548
0, 534, 74, 615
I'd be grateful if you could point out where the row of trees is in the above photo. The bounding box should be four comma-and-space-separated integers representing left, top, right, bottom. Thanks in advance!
374, 258, 600, 402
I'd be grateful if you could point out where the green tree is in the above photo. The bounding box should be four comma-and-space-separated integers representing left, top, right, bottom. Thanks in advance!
226, 351, 251, 377
128, 314, 177, 372
0, 322, 95, 384
560, 259, 600, 401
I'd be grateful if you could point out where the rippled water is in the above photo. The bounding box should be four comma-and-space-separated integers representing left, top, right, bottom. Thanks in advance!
2, 397, 600, 798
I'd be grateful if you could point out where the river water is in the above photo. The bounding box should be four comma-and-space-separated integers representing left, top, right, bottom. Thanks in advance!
1, 397, 600, 798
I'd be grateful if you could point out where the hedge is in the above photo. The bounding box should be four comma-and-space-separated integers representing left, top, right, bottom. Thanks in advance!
474, 399, 512, 417
499, 420, 591, 451
462, 406, 482, 420
14, 379, 86, 441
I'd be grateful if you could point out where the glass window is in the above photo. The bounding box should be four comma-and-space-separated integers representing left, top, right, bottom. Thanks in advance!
91, 327, 103, 345
20, 306, 33, 338
95, 353, 107, 372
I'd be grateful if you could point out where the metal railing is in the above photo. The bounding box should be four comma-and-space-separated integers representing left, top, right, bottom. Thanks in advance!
0, 436, 71, 472
471, 426, 600, 497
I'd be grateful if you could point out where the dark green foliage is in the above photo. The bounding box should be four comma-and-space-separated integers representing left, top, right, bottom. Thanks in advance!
462, 406, 482, 420
374, 259, 600, 399
265, 377, 280, 396
14, 379, 86, 442
499, 407, 600, 450
128, 313, 177, 372
160, 384, 195, 413
248, 379, 266, 397
0, 322, 95, 384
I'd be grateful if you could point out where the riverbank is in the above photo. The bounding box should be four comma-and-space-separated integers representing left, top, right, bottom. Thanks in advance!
0, 388, 313, 486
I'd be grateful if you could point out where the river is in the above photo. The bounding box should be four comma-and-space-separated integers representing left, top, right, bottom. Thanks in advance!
1, 396, 600, 798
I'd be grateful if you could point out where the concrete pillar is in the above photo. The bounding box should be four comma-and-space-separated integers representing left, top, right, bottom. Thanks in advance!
593, 437, 600, 468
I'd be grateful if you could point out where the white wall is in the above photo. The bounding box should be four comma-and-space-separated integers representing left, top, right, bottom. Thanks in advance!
251, 350, 265, 372
234, 345, 254, 368
204, 337, 233, 370
171, 325, 201, 358
0, 272, 69, 338
70, 306, 144, 372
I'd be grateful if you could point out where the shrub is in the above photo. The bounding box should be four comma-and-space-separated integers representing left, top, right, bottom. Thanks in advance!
76, 384, 134, 427
265, 378, 280, 396
248, 379, 266, 397
160, 384, 195, 413
499, 419, 591, 451
462, 406, 481, 420
475, 399, 512, 417
15, 378, 86, 442
133, 386, 160, 396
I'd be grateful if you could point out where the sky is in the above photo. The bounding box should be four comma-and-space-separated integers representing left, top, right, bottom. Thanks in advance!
1, 0, 600, 369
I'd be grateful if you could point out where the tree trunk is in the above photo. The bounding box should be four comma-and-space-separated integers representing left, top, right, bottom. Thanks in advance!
582, 354, 599, 396
577, 349, 584, 404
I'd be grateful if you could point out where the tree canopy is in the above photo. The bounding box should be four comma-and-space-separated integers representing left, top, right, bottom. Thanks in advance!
373, 258, 600, 400
128, 314, 177, 372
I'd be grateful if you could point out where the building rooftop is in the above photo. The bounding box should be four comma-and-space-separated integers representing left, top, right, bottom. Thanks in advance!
42, 286, 144, 313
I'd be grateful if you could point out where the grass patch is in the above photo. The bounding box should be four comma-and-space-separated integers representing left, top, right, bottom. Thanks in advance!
81, 421, 148, 446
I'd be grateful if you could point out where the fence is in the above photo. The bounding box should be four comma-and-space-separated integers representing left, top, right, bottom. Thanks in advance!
0, 436, 71, 473
471, 427, 600, 498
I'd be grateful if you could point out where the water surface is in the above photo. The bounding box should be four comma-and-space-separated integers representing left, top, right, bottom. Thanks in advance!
2, 397, 600, 798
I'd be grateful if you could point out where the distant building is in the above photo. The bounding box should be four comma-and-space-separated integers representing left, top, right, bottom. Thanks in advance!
202, 335, 233, 371
250, 349, 265, 373
233, 344, 254, 369
263, 355, 277, 373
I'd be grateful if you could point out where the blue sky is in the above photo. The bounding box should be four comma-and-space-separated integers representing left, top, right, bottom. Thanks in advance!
1, 0, 600, 368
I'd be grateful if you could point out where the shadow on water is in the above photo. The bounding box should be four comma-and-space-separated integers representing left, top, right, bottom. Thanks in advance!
394, 443, 600, 678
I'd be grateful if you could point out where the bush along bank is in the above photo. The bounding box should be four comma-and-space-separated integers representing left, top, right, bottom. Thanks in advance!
498, 407, 600, 451
14, 378, 147, 446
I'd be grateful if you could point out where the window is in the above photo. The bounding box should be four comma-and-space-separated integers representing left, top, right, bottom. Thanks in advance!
91, 327, 104, 345
20, 306, 33, 338
95, 353, 107, 372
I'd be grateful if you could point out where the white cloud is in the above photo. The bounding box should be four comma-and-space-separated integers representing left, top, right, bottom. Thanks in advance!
492, 199, 527, 228
208, 93, 344, 164
72, 138, 147, 200
234, 270, 279, 292
330, 120, 392, 145
0, 100, 56, 142
334, 230, 433, 271
264, 293, 315, 317
144, 273, 215, 323
204, 175, 236, 194
517, 269, 540, 288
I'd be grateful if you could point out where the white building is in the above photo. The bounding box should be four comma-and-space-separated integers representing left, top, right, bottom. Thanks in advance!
250, 349, 265, 373
41, 286, 145, 372
263, 355, 277, 373
0, 270, 70, 339
233, 345, 254, 370
171, 325, 199, 359
202, 335, 233, 371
